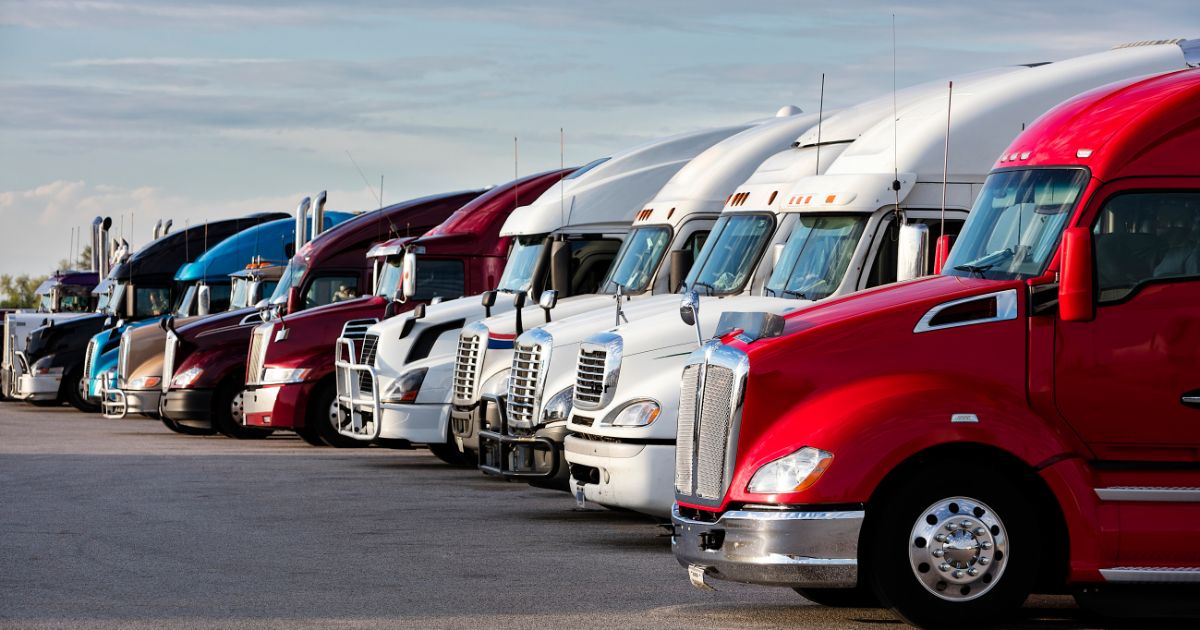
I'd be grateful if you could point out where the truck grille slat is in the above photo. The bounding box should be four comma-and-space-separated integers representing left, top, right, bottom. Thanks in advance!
83, 338, 98, 386
506, 341, 544, 428
451, 331, 484, 403
675, 364, 699, 493
675, 347, 745, 503
117, 333, 131, 386
162, 333, 177, 392
246, 327, 268, 386
695, 366, 735, 499
356, 333, 379, 394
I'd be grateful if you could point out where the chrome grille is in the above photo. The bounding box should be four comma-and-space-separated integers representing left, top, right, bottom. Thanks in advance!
117, 333, 130, 386
451, 327, 485, 404
340, 319, 377, 340
695, 365, 735, 499
162, 332, 178, 392
83, 338, 98, 386
675, 364, 699, 493
573, 347, 606, 407
507, 339, 545, 428
246, 325, 269, 385
356, 332, 379, 394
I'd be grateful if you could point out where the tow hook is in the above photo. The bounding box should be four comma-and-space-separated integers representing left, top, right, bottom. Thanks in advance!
688, 564, 715, 590
698, 529, 724, 551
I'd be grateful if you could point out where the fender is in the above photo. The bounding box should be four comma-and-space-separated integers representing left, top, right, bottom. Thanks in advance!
176, 344, 251, 389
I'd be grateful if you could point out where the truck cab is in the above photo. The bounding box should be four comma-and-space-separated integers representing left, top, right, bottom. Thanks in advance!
160, 190, 480, 439
330, 123, 751, 463
565, 41, 1199, 517
240, 173, 570, 447
2, 269, 98, 399
105, 212, 352, 420
671, 63, 1200, 626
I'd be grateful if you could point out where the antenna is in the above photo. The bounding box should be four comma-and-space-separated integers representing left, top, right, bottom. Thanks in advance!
890, 13, 903, 225
560, 128, 565, 228
815, 72, 825, 175
514, 136, 520, 209
380, 175, 384, 208
346, 150, 382, 208
940, 81, 953, 240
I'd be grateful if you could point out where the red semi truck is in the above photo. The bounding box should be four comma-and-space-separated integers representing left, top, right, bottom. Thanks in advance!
672, 67, 1200, 626
161, 190, 483, 439
241, 170, 571, 447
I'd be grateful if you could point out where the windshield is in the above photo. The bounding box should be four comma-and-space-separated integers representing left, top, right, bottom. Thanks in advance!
765, 215, 868, 300
230, 278, 250, 310
685, 214, 775, 295
497, 237, 545, 293
104, 283, 126, 315
39, 294, 53, 312
174, 285, 196, 317
269, 260, 308, 303
602, 226, 671, 294
376, 258, 402, 297
945, 168, 1089, 280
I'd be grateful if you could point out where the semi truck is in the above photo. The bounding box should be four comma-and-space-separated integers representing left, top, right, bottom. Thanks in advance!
14, 212, 287, 410
670, 63, 1200, 625
240, 171, 569, 447
102, 210, 353, 420
331, 121, 758, 462
563, 41, 1199, 517
159, 190, 482, 439
2, 269, 99, 400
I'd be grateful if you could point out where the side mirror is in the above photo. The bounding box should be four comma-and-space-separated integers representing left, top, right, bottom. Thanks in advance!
669, 249, 694, 293
770, 242, 785, 270
197, 285, 211, 316
384, 300, 401, 320
679, 289, 702, 347
123, 284, 136, 318
897, 223, 930, 282
1059, 227, 1094, 322
539, 289, 558, 323
401, 251, 417, 301
253, 299, 269, 310
412, 303, 426, 320
934, 234, 954, 275
480, 290, 497, 317
512, 291, 526, 335
286, 286, 301, 316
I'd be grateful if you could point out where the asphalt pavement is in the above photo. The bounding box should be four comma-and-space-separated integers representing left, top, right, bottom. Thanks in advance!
0, 403, 1144, 629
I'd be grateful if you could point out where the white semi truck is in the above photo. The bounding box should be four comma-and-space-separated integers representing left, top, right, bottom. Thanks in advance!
560, 42, 1196, 516
332, 120, 757, 462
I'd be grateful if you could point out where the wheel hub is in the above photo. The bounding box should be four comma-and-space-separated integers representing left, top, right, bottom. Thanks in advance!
231, 391, 244, 424
908, 496, 1008, 601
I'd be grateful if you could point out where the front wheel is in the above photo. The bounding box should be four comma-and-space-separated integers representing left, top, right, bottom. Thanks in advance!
309, 381, 368, 448
213, 380, 272, 439
866, 469, 1037, 628
63, 367, 98, 413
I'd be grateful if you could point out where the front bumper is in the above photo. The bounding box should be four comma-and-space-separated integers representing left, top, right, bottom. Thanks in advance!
161, 388, 215, 429
16, 372, 61, 401
378, 403, 449, 443
671, 504, 863, 588
565, 435, 675, 517
244, 381, 315, 430
449, 398, 497, 454
477, 395, 569, 484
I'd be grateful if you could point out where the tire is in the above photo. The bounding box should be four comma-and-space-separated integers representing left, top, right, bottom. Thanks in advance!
31, 399, 62, 407
63, 367, 99, 413
160, 414, 216, 436
865, 468, 1038, 628
309, 380, 368, 448
295, 425, 327, 447
212, 379, 272, 439
429, 441, 475, 467
793, 586, 879, 608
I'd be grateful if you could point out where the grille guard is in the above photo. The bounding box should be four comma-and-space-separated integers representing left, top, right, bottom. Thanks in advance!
100, 372, 128, 419
477, 392, 561, 479
333, 337, 382, 441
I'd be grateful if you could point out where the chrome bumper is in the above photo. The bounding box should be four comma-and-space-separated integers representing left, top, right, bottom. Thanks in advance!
333, 338, 381, 441
671, 504, 862, 588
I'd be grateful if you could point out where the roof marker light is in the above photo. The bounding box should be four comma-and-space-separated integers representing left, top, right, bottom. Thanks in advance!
768, 191, 778, 206
1077, 149, 1094, 158
1008, 153, 1019, 161
1020, 151, 1031, 160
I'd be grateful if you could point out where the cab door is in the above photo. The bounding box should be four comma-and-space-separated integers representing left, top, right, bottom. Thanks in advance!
1054, 182, 1200, 462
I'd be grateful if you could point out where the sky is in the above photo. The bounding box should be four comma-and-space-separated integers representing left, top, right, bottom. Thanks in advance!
1, 0, 1197, 275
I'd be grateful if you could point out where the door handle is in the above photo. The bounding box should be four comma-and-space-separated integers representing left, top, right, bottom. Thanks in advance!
1181, 392, 1200, 408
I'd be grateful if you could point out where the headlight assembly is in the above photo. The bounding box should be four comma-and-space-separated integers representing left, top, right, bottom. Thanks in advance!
541, 386, 573, 423
128, 376, 161, 390
382, 368, 427, 404
603, 399, 660, 427
746, 447, 833, 494
260, 367, 311, 385
171, 366, 203, 388
31, 355, 63, 376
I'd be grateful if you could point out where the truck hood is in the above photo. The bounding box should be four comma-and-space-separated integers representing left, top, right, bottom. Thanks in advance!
176, 307, 263, 345
278, 295, 384, 327
477, 292, 684, 340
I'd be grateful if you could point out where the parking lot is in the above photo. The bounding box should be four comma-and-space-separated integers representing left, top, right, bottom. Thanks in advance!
0, 404, 1131, 629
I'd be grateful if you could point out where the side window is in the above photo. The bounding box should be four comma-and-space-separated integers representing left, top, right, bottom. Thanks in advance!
866, 216, 964, 288
208, 285, 232, 312
413, 259, 465, 301
305, 275, 360, 308
1093, 191, 1200, 303
569, 239, 622, 294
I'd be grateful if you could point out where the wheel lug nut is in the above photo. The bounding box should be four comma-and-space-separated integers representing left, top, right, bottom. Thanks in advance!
981, 541, 992, 550
979, 557, 990, 565
939, 563, 951, 572
974, 527, 987, 536
952, 570, 964, 579
961, 520, 973, 528
935, 534, 947, 542
968, 568, 979, 577
946, 522, 958, 531
932, 549, 944, 558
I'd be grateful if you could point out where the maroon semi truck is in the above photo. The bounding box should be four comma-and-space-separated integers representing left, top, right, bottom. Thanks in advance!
239, 169, 572, 447
160, 190, 484, 439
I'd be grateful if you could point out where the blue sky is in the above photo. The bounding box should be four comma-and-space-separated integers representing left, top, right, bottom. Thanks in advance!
1, 0, 1197, 274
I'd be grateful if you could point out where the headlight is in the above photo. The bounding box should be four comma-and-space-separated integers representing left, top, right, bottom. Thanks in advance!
261, 367, 311, 384
604, 399, 660, 427
382, 368, 427, 404
171, 366, 203, 388
128, 376, 161, 390
541, 386, 573, 422
746, 447, 833, 494
31, 355, 63, 376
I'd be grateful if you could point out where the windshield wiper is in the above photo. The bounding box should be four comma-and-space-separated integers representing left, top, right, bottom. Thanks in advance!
953, 248, 1015, 276
779, 288, 809, 299
691, 282, 717, 296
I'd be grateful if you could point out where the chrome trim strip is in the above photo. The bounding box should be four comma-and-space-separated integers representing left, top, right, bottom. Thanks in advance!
1100, 567, 1200, 583
913, 289, 1018, 334
1095, 487, 1200, 502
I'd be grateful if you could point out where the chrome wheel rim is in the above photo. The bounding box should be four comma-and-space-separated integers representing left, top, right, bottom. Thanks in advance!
908, 496, 1008, 602
230, 391, 245, 425
78, 374, 89, 399
329, 399, 340, 429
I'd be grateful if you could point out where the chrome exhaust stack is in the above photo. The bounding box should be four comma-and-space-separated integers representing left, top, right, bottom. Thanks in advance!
152, 219, 163, 240
294, 196, 312, 255
90, 217, 103, 273
312, 190, 327, 239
